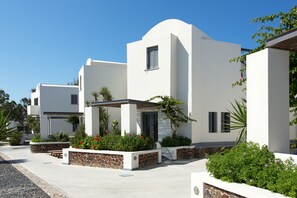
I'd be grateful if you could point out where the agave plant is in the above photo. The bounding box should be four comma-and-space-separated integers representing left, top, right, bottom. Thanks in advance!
228, 99, 247, 144
0, 110, 16, 141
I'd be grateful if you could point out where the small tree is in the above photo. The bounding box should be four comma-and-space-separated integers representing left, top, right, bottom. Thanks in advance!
27, 115, 40, 134
148, 95, 196, 137
99, 86, 113, 135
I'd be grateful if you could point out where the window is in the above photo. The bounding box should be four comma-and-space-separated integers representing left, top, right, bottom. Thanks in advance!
209, 112, 217, 133
71, 94, 78, 105
147, 46, 158, 70
221, 112, 230, 132
34, 98, 38, 106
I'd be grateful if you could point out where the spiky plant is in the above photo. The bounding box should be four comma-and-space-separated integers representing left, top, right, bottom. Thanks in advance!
228, 99, 247, 144
99, 86, 113, 102
92, 92, 99, 102
0, 110, 16, 141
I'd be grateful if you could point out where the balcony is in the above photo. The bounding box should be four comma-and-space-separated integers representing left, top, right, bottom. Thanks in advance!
27, 105, 39, 115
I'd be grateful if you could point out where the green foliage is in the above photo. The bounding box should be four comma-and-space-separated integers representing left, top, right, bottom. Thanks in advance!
112, 120, 121, 135
31, 134, 44, 142
31, 132, 70, 142
70, 124, 87, 148
67, 116, 79, 125
228, 99, 247, 144
231, 6, 297, 125
27, 115, 40, 134
147, 95, 196, 136
0, 110, 16, 141
99, 107, 109, 136
0, 90, 29, 126
78, 133, 156, 151
206, 142, 297, 197
160, 136, 191, 147
99, 86, 113, 102
8, 131, 23, 145
47, 132, 70, 142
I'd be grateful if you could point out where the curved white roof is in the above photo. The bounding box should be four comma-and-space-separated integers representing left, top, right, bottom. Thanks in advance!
143, 19, 211, 40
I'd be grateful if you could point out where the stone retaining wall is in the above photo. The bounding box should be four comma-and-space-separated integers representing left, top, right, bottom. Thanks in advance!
176, 148, 195, 160
195, 146, 232, 158
139, 152, 158, 167
69, 152, 123, 169
30, 142, 70, 153
204, 183, 246, 198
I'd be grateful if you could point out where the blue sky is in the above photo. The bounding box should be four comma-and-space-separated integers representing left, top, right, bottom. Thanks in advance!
0, 0, 295, 102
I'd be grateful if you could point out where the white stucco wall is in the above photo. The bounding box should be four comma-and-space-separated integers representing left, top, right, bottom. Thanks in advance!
78, 59, 126, 131
78, 59, 127, 113
191, 38, 242, 143
247, 48, 289, 153
127, 19, 242, 143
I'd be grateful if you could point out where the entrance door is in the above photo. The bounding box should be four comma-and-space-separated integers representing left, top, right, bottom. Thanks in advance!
142, 112, 158, 142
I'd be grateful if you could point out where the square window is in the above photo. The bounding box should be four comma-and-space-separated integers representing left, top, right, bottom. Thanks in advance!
209, 112, 217, 133
147, 46, 158, 70
71, 94, 78, 105
221, 112, 230, 133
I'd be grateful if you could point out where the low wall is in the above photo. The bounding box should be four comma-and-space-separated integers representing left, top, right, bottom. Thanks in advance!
30, 142, 70, 153
195, 146, 232, 158
162, 146, 195, 160
191, 172, 285, 198
63, 148, 162, 170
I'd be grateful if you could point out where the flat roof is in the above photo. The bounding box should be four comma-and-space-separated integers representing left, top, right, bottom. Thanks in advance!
91, 99, 158, 108
266, 28, 297, 51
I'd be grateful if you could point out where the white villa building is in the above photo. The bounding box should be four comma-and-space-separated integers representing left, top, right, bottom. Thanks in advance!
82, 19, 244, 144
29, 19, 297, 144
27, 83, 80, 138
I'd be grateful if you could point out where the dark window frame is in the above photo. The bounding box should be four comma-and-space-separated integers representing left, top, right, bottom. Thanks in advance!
146, 46, 159, 70
209, 112, 217, 133
221, 112, 230, 133
34, 98, 38, 106
71, 94, 78, 105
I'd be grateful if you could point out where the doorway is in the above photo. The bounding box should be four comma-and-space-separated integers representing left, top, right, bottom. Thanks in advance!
142, 112, 158, 141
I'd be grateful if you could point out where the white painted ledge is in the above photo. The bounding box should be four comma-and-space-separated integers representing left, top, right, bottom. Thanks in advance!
30, 141, 70, 145
191, 172, 285, 198
63, 148, 161, 170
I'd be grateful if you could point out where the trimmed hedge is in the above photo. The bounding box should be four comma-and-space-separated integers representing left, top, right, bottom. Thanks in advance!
78, 133, 156, 152
160, 136, 191, 147
206, 142, 297, 198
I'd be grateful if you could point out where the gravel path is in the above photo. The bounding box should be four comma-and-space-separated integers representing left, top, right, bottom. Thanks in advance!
0, 155, 50, 198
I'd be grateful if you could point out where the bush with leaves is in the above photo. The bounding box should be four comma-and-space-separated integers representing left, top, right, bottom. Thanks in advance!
8, 131, 23, 145
160, 136, 191, 147
206, 142, 297, 197
70, 124, 87, 148
31, 134, 44, 142
47, 132, 70, 142
78, 133, 156, 151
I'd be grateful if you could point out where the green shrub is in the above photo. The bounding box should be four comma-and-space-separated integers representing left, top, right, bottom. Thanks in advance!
206, 142, 297, 197
47, 132, 69, 142
160, 136, 191, 147
70, 124, 87, 148
8, 131, 23, 145
78, 133, 156, 151
31, 134, 44, 142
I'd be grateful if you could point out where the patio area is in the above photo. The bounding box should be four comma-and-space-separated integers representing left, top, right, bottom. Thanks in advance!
0, 145, 207, 198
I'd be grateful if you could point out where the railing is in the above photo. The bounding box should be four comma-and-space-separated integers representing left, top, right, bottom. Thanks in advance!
27, 105, 39, 115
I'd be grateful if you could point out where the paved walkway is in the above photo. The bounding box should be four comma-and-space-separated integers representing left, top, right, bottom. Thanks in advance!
0, 145, 207, 198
